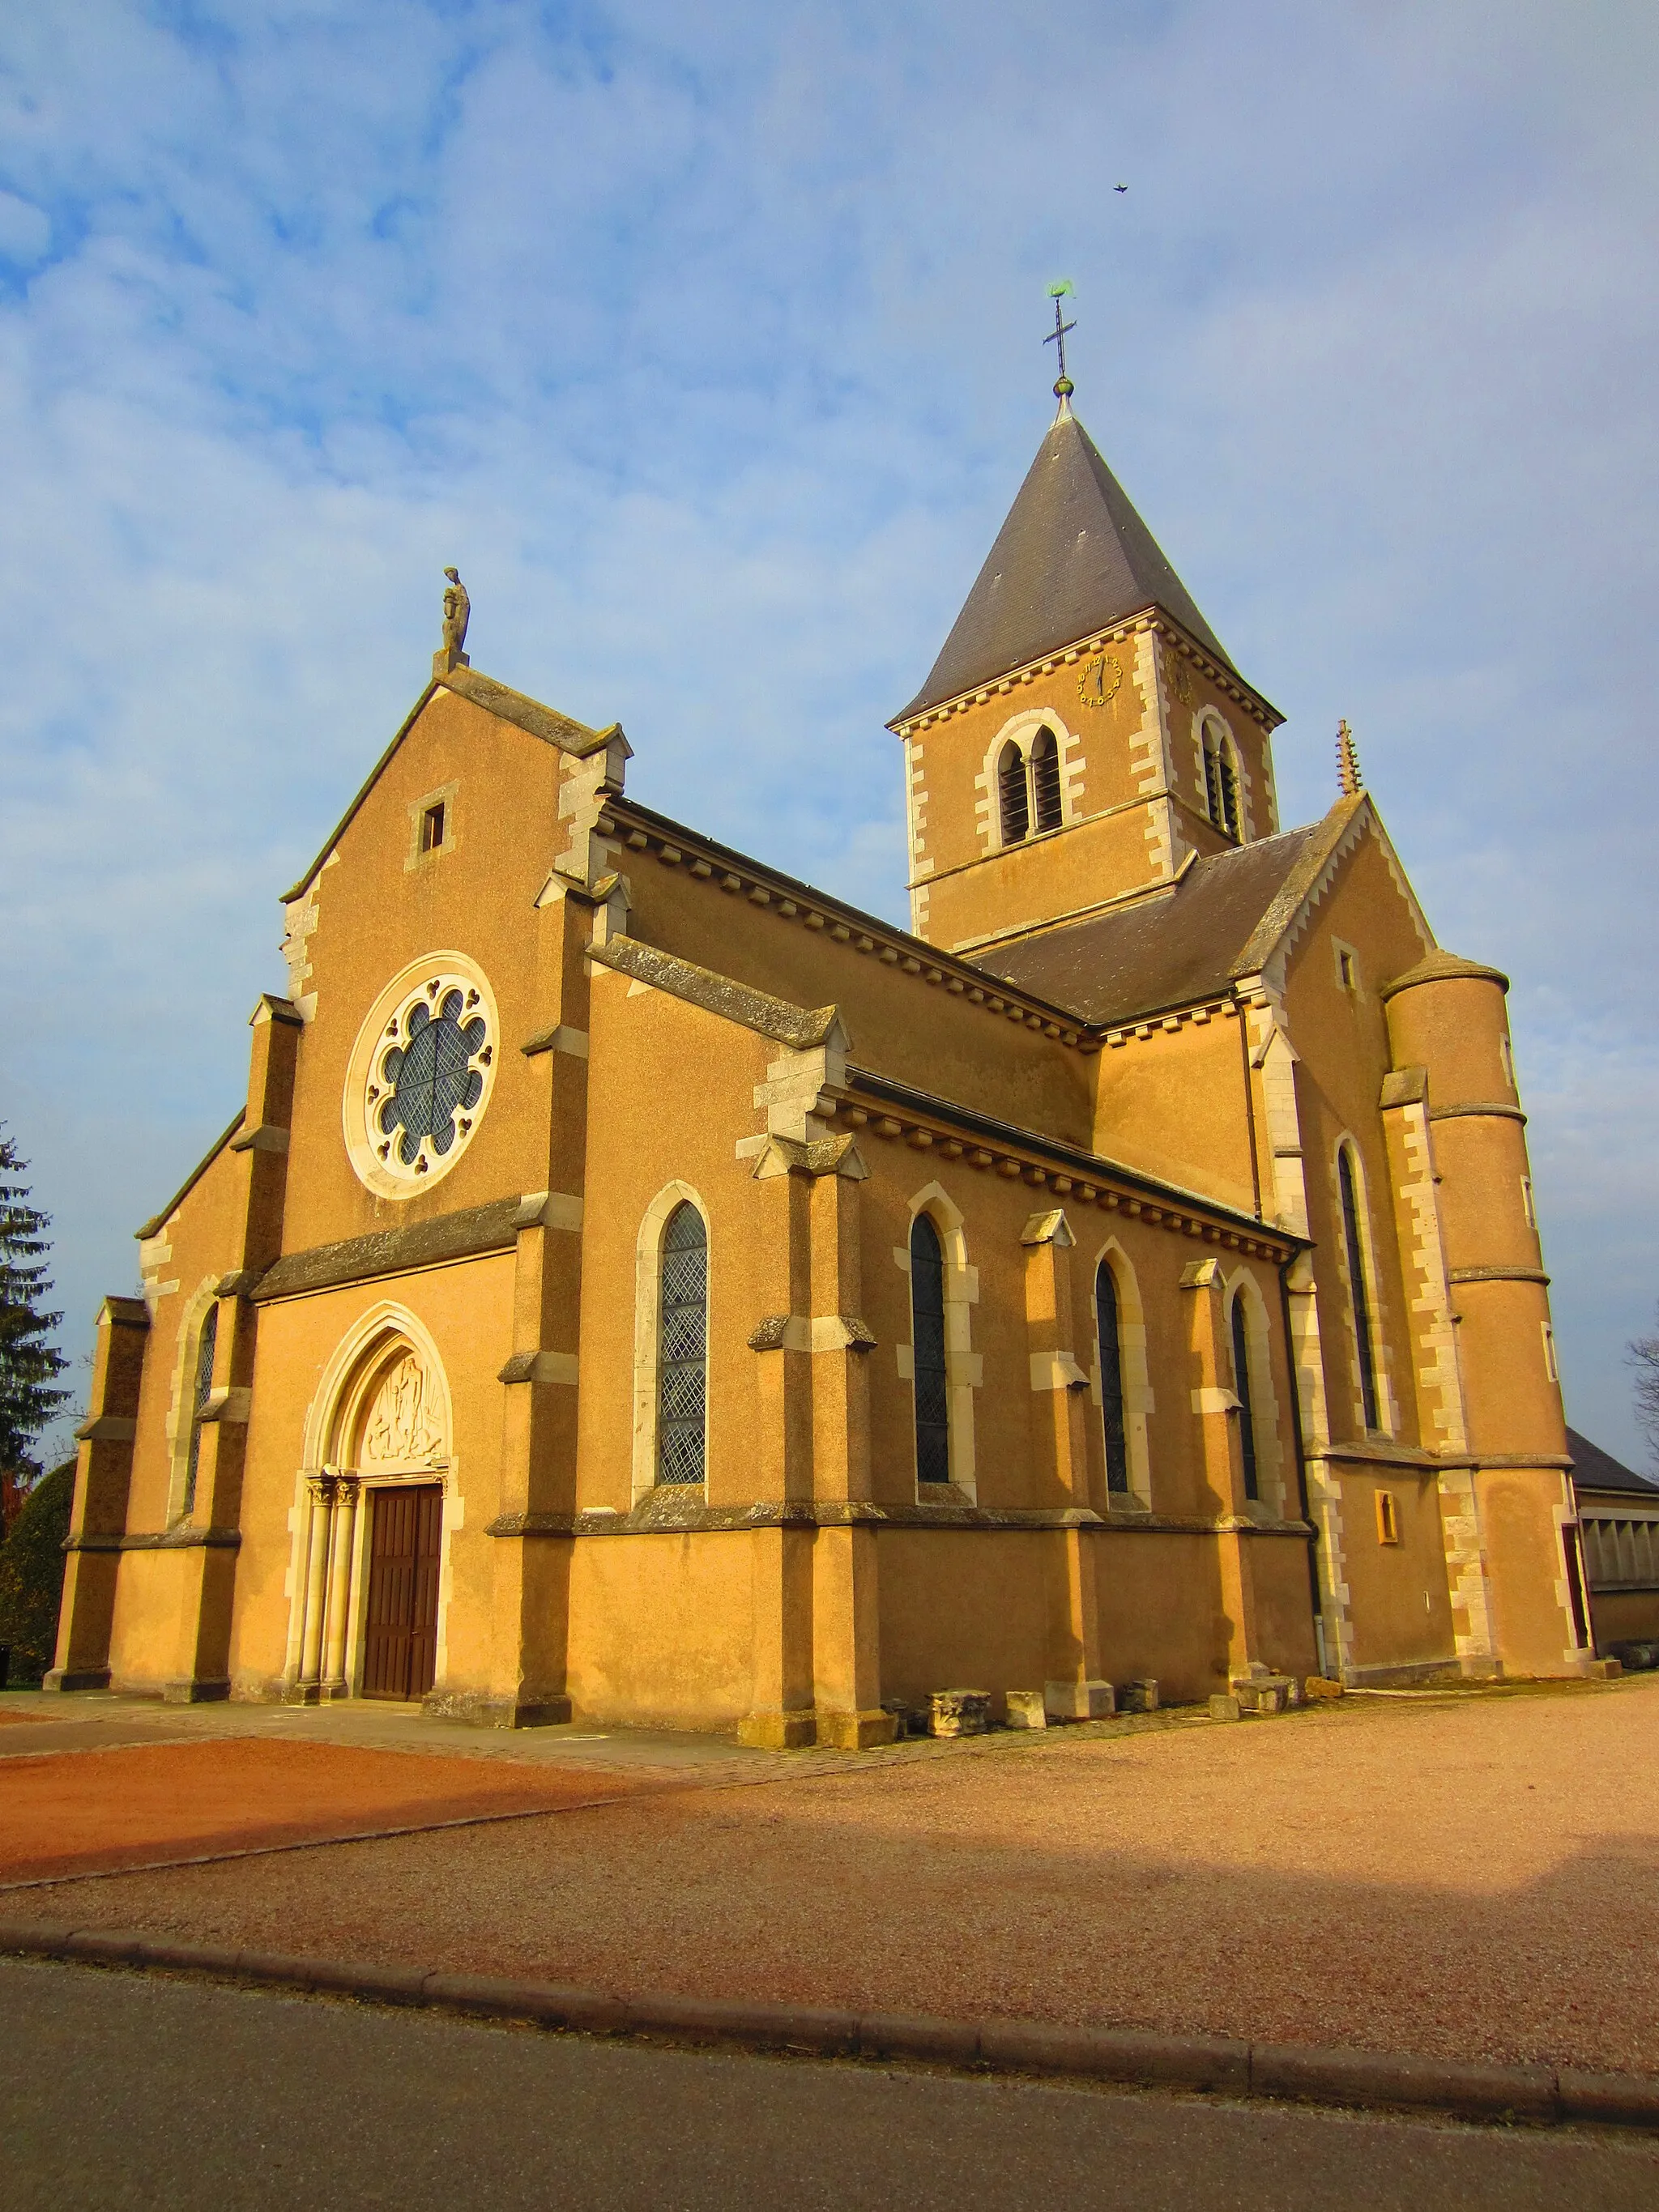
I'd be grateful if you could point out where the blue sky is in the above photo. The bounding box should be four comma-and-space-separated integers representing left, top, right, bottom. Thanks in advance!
3, 1, 1657, 1467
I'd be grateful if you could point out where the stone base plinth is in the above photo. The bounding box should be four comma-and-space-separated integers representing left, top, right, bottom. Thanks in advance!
162, 1677, 231, 1704
817, 1708, 898, 1751
422, 1689, 574, 1729
738, 1708, 817, 1750
41, 1668, 111, 1694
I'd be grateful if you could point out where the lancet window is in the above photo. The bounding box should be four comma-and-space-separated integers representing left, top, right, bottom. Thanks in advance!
1338, 1145, 1381, 1431
910, 1212, 950, 1485
997, 742, 1030, 846
657, 1204, 708, 1485
1201, 720, 1242, 842
1030, 727, 1064, 833
1229, 1292, 1260, 1501
1095, 1260, 1129, 1494
182, 1303, 218, 1517
997, 728, 1067, 846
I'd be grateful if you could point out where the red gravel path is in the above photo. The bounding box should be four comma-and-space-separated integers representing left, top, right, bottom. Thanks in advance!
7, 1678, 1657, 2073
0, 1739, 659, 1882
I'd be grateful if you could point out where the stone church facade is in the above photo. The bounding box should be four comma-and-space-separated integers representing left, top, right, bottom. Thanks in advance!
49, 397, 1595, 1741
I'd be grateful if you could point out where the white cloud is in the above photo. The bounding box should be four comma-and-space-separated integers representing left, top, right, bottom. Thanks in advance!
2, 0, 1656, 1468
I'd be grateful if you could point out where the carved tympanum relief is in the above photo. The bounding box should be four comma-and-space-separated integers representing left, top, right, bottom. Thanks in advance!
360, 1353, 446, 1469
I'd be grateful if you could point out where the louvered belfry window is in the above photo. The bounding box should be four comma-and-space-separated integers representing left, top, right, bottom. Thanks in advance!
1030, 728, 1064, 833
998, 742, 1030, 846
1095, 1262, 1129, 1493
910, 1213, 950, 1485
182, 1302, 218, 1516
1230, 1294, 1260, 1501
657, 1204, 707, 1485
1218, 745, 1241, 840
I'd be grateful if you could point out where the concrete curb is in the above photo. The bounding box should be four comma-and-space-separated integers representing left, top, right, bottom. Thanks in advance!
2, 1916, 1655, 2132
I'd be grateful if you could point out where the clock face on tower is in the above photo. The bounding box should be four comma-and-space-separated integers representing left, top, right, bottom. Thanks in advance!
343, 955, 498, 1198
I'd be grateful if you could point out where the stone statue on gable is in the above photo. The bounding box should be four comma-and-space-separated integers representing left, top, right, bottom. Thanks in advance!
435, 567, 471, 675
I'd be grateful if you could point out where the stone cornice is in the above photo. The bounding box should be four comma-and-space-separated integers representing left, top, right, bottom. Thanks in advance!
887, 608, 1282, 739
602, 798, 1103, 1052
587, 936, 843, 1051
249, 1196, 523, 1305
487, 1500, 1312, 1537
832, 1067, 1298, 1259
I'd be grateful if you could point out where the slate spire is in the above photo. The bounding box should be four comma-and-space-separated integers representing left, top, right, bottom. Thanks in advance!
896, 411, 1233, 722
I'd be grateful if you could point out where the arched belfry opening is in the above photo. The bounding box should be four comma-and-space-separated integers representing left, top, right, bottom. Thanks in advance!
287, 1317, 452, 1707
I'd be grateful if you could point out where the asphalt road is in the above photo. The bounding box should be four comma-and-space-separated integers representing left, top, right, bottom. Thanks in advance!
3, 1958, 1655, 2211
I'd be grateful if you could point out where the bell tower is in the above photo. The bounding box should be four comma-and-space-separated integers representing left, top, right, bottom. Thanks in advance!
889, 398, 1284, 957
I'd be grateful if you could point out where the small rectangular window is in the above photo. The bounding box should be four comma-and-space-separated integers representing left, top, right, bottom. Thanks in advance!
1500, 1037, 1515, 1089
1375, 1490, 1400, 1545
1339, 950, 1356, 990
1520, 1176, 1536, 1228
421, 801, 446, 853
1542, 1323, 1559, 1383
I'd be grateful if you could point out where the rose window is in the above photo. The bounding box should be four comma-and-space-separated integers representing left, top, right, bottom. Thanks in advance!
366, 982, 492, 1178
345, 957, 499, 1199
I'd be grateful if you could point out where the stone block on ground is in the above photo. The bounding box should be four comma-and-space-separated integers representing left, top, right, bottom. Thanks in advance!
928, 1690, 992, 1737
1304, 1675, 1345, 1700
1043, 1679, 1115, 1723
1209, 1693, 1243, 1721
1004, 1690, 1047, 1729
1115, 1678, 1158, 1713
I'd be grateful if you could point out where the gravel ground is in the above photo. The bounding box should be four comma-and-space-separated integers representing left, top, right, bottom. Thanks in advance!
10, 1677, 1658, 2074
0, 1738, 659, 1882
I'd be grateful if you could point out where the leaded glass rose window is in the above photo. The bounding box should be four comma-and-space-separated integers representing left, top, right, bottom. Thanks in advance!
345, 958, 499, 1198
374, 989, 486, 1166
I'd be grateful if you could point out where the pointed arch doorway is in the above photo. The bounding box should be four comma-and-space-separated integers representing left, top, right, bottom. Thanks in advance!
288, 1315, 453, 1705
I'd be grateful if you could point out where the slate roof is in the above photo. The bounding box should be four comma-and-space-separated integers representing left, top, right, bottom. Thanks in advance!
1567, 1427, 1659, 1497
972, 817, 1332, 1028
894, 408, 1236, 722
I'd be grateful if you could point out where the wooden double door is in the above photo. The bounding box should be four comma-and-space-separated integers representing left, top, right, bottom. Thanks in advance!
361, 1483, 443, 1702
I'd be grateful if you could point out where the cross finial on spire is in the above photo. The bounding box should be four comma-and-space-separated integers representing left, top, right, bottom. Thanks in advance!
1337, 719, 1363, 797
1045, 281, 1077, 413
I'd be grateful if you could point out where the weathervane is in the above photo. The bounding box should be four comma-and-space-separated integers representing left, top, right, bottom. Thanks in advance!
1045, 281, 1076, 406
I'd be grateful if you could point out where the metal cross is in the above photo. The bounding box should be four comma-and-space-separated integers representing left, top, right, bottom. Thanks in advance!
1045, 283, 1077, 395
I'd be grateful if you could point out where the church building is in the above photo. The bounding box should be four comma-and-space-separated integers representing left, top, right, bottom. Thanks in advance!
49, 381, 1597, 1741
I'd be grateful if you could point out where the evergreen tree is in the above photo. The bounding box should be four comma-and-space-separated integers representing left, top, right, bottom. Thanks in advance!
0, 1460, 74, 1680
0, 1132, 70, 1495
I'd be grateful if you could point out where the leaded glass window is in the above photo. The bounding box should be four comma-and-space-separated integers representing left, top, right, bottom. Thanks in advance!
1339, 1148, 1380, 1430
998, 742, 1030, 846
1096, 1261, 1129, 1494
1230, 1294, 1259, 1502
911, 1213, 950, 1485
1031, 728, 1064, 833
182, 1302, 218, 1517
657, 1203, 707, 1485
375, 987, 488, 1169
